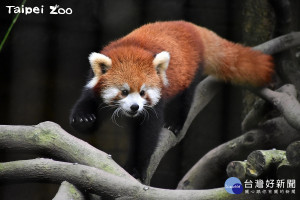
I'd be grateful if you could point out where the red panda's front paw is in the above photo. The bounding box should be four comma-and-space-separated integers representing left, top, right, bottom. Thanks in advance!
70, 113, 97, 133
164, 124, 180, 136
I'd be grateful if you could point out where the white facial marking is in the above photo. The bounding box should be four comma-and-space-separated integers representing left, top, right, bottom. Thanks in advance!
85, 77, 99, 88
140, 84, 161, 106
120, 92, 146, 114
101, 87, 119, 104
122, 83, 130, 91
147, 88, 161, 106
141, 84, 146, 91
102, 84, 161, 118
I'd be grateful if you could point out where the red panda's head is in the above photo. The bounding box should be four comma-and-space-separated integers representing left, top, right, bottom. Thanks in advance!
86, 47, 170, 118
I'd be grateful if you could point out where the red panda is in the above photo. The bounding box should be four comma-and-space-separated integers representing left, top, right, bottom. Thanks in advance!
70, 21, 274, 181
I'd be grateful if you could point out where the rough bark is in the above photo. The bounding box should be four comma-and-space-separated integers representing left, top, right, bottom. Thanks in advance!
255, 84, 300, 130
0, 121, 134, 181
253, 32, 300, 54
226, 161, 247, 181
286, 141, 300, 166
177, 117, 300, 189
241, 98, 272, 132
242, 84, 296, 132
227, 150, 291, 180
246, 150, 286, 177
0, 158, 262, 200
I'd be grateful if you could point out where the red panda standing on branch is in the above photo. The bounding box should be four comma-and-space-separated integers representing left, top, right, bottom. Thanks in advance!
70, 21, 274, 181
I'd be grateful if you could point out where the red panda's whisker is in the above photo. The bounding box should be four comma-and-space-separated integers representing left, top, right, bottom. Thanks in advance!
111, 107, 123, 127
144, 105, 158, 119
139, 109, 149, 125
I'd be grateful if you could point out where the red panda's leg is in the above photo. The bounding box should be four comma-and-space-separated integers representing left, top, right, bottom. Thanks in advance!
164, 66, 204, 135
133, 101, 165, 182
164, 91, 195, 135
164, 95, 186, 134
70, 88, 101, 133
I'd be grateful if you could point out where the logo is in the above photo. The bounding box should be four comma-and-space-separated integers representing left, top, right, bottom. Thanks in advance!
244, 179, 296, 195
6, 5, 72, 15
225, 177, 243, 194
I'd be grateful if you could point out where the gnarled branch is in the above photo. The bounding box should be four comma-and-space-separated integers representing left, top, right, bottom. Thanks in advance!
0, 158, 261, 200
177, 117, 300, 189
255, 85, 300, 131
0, 121, 134, 181
253, 31, 300, 54
145, 76, 223, 184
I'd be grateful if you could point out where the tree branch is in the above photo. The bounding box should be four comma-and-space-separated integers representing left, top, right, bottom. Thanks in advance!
0, 123, 261, 199
0, 158, 261, 200
242, 84, 298, 132
177, 117, 300, 189
241, 98, 271, 133
226, 161, 247, 181
145, 76, 223, 184
253, 31, 300, 54
255, 84, 300, 130
286, 140, 300, 166
227, 149, 295, 182
0, 121, 134, 181
246, 150, 286, 177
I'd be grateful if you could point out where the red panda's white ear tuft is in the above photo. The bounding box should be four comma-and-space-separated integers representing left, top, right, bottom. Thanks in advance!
88, 52, 112, 77
153, 51, 170, 86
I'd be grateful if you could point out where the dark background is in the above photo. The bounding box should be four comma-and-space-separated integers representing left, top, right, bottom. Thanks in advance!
0, 0, 299, 199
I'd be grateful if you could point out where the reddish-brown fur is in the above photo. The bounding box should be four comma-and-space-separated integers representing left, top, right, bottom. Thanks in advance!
198, 26, 274, 86
95, 21, 274, 98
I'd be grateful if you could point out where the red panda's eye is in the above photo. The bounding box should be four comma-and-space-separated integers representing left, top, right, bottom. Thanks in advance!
121, 90, 129, 96
140, 90, 145, 97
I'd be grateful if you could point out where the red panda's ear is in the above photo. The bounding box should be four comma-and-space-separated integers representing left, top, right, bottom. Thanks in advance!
88, 52, 112, 77
153, 51, 170, 86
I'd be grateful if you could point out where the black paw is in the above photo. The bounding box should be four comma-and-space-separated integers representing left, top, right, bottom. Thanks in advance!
164, 124, 180, 135
70, 113, 97, 133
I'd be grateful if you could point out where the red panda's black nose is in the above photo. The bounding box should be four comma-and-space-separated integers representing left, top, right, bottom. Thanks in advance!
130, 104, 139, 112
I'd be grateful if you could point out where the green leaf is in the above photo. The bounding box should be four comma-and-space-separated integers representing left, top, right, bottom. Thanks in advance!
0, 0, 27, 53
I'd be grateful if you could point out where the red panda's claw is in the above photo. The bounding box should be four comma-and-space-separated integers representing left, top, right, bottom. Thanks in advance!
70, 113, 97, 133
164, 124, 180, 136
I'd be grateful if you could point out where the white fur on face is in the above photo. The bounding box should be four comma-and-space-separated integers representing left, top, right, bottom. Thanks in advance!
140, 84, 161, 106
100, 84, 162, 118
120, 93, 146, 116
122, 83, 130, 91
147, 87, 161, 106
101, 87, 119, 104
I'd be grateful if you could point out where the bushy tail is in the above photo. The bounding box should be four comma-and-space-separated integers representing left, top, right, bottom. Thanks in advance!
199, 27, 274, 87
